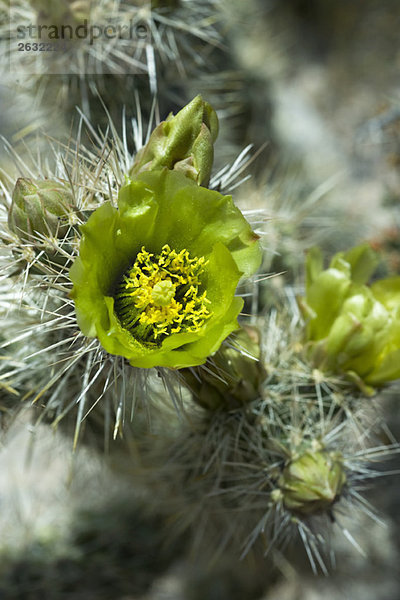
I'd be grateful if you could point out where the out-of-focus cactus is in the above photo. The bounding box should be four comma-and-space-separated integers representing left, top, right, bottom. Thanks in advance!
369, 226, 400, 275
129, 95, 219, 186
299, 244, 400, 391
30, 0, 91, 25
151, 0, 180, 7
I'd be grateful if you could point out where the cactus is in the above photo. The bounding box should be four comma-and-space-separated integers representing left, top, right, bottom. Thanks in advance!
1, 1, 400, 596
1, 95, 399, 568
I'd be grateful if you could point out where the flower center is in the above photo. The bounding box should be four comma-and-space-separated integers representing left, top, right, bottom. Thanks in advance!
114, 244, 211, 344
151, 280, 175, 307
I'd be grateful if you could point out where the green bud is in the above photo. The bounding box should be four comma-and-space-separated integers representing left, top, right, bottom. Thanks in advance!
300, 244, 400, 388
130, 96, 219, 186
277, 450, 346, 516
8, 178, 77, 243
181, 326, 267, 410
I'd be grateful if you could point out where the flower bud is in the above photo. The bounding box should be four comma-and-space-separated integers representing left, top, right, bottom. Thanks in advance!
8, 178, 77, 243
277, 450, 346, 516
181, 326, 267, 410
299, 244, 400, 388
130, 95, 219, 186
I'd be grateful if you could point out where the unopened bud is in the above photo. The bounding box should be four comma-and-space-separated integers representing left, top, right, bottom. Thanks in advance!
8, 178, 77, 243
130, 95, 219, 186
277, 450, 346, 516
182, 326, 266, 410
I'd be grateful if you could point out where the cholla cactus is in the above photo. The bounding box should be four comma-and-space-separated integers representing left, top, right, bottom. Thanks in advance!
0, 96, 261, 444
3, 0, 225, 129
1, 89, 399, 591
141, 305, 397, 571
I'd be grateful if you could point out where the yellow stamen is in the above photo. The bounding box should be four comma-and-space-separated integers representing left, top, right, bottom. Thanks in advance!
114, 244, 211, 344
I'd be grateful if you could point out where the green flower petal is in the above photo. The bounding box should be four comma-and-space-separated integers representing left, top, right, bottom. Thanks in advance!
119, 170, 261, 277
70, 170, 261, 369
305, 246, 323, 288
366, 348, 400, 385
331, 244, 379, 285
371, 277, 400, 312
305, 267, 352, 340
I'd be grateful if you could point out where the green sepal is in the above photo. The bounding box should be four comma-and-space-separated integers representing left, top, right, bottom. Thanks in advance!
371, 276, 400, 312
304, 257, 352, 341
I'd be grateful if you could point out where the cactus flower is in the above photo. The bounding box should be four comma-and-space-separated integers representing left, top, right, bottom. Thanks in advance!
70, 169, 261, 369
299, 244, 400, 388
